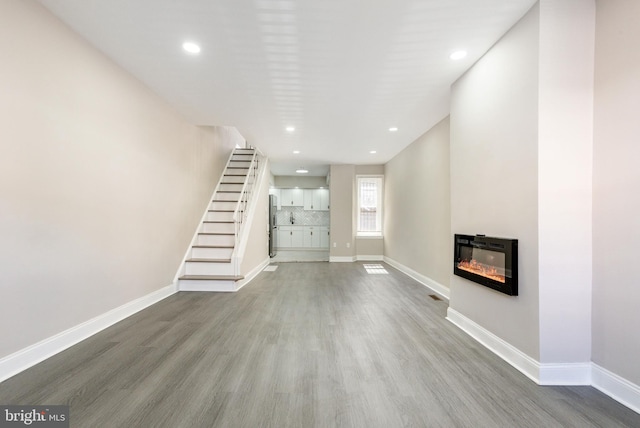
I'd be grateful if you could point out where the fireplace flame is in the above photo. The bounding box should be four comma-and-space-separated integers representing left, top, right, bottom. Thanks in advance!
457, 259, 505, 283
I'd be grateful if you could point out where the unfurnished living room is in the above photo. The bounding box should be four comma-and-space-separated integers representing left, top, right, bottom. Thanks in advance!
1, 0, 639, 427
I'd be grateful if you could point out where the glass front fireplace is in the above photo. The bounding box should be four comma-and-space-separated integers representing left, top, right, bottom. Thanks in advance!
454, 234, 518, 296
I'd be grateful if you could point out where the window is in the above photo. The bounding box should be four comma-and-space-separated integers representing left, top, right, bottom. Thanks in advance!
357, 175, 383, 237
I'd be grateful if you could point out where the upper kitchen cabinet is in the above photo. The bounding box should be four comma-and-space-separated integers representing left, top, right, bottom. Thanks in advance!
303, 188, 329, 211
280, 188, 304, 207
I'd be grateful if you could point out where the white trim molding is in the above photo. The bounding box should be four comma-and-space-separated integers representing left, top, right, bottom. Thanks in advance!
0, 283, 177, 383
538, 363, 591, 386
330, 256, 356, 263
356, 255, 384, 261
447, 308, 593, 387
384, 256, 450, 300
446, 307, 540, 383
236, 257, 270, 291
592, 363, 640, 414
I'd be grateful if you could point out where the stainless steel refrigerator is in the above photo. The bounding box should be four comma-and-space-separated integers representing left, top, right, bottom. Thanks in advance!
269, 194, 277, 257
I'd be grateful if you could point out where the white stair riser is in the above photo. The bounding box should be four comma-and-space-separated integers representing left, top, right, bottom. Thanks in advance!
210, 201, 236, 211
232, 154, 254, 160
206, 211, 234, 222
219, 183, 244, 191
191, 247, 234, 259
222, 176, 246, 183
214, 192, 241, 201
201, 223, 235, 233
185, 262, 235, 276
197, 234, 235, 246
178, 279, 237, 292
228, 161, 252, 168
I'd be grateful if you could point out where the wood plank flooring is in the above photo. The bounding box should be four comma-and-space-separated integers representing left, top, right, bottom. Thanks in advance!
0, 262, 638, 427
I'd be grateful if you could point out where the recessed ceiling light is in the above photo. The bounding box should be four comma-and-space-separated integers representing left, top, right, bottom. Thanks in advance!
293, 150, 300, 154
450, 50, 467, 60
182, 42, 201, 54
296, 168, 308, 174
389, 127, 398, 132
286, 126, 295, 132
370, 150, 377, 154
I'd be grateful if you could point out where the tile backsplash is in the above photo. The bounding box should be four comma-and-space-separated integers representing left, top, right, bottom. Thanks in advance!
276, 206, 329, 226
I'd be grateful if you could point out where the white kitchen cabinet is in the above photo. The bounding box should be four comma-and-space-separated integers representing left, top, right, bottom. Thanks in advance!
303, 190, 314, 210
277, 226, 305, 248
320, 227, 330, 248
303, 188, 330, 211
277, 226, 291, 248
303, 226, 322, 247
269, 188, 281, 209
291, 227, 305, 247
317, 188, 329, 210
280, 188, 304, 207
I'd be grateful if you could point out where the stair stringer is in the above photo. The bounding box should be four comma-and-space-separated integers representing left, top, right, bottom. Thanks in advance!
174, 147, 268, 292
231, 156, 270, 286
171, 148, 237, 288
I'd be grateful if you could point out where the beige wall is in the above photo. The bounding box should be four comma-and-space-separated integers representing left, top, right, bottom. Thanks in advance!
273, 175, 328, 189
592, 0, 640, 385
0, 0, 240, 358
241, 160, 270, 273
384, 117, 451, 288
329, 164, 384, 260
449, 4, 541, 359
329, 165, 356, 259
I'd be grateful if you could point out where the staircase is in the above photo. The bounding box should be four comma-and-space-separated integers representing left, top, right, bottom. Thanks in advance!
177, 147, 264, 292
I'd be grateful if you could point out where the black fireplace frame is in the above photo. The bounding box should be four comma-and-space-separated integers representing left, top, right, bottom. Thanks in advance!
453, 234, 518, 296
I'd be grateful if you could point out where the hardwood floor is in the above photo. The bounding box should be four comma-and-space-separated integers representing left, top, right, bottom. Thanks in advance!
1, 262, 638, 427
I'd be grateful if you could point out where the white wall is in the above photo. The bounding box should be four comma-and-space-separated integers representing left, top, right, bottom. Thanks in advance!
537, 0, 594, 366
0, 0, 241, 359
592, 0, 640, 386
449, 4, 541, 359
384, 117, 451, 289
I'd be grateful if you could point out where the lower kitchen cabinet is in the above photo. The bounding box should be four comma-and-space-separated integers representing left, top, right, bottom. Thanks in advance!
276, 226, 329, 249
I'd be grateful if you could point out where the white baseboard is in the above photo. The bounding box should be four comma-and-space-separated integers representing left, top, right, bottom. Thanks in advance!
0, 283, 177, 383
447, 308, 593, 386
330, 256, 356, 262
592, 363, 640, 414
383, 256, 450, 299
236, 257, 270, 291
356, 255, 384, 261
539, 363, 591, 385
446, 307, 540, 383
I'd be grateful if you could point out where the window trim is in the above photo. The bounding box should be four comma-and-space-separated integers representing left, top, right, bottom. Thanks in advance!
356, 174, 384, 238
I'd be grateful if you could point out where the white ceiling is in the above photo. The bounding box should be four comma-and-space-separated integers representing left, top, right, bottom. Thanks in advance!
38, 0, 536, 177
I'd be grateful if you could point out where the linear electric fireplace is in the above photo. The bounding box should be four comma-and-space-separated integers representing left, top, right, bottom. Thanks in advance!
454, 234, 518, 296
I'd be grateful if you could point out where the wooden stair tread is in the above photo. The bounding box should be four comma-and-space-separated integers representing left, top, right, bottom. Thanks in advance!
186, 258, 232, 263
203, 221, 234, 224
179, 275, 244, 281
216, 190, 242, 193
208, 209, 234, 212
